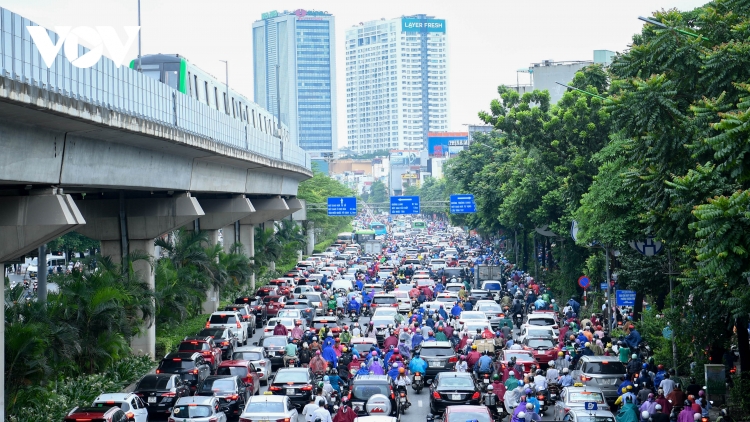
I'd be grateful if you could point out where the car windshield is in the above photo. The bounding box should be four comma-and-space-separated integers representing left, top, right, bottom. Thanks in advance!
269, 318, 295, 327
527, 329, 553, 337
199, 378, 236, 394
159, 359, 194, 372
263, 337, 287, 348
350, 342, 375, 354
438, 376, 474, 388
217, 366, 248, 378
199, 329, 227, 338
504, 352, 534, 362
273, 371, 309, 383
244, 402, 285, 413
528, 318, 556, 326
483, 282, 501, 290
436, 297, 455, 303
420, 347, 454, 357
136, 376, 173, 390
179, 342, 209, 352
569, 392, 606, 403
262, 297, 281, 304
209, 314, 238, 324
92, 401, 129, 411
461, 313, 485, 320
233, 351, 263, 361
584, 361, 627, 374
446, 411, 491, 422
478, 303, 502, 312
373, 296, 397, 304
575, 417, 615, 422
370, 318, 394, 327
313, 320, 339, 329
527, 339, 555, 349
172, 405, 212, 418
352, 384, 390, 400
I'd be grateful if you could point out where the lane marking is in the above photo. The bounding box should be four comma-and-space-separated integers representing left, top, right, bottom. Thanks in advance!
418, 400, 423, 407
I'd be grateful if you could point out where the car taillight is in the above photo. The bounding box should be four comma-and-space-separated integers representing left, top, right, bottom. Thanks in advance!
203, 351, 212, 356
276, 419, 291, 422
161, 392, 176, 397
581, 376, 592, 382
244, 315, 250, 319
301, 384, 313, 391
269, 386, 282, 391
228, 394, 239, 400
209, 418, 218, 422
222, 341, 229, 346
191, 369, 199, 375
448, 356, 458, 363
537, 395, 545, 400
205, 321, 211, 328
168, 418, 176, 422
432, 391, 441, 399
259, 361, 266, 366
472, 392, 480, 400
125, 411, 134, 419
236, 321, 242, 328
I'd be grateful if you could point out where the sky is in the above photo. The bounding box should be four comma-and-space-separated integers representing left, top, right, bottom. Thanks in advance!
0, 0, 708, 148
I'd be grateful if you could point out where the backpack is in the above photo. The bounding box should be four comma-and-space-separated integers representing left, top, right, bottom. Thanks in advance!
300, 348, 312, 362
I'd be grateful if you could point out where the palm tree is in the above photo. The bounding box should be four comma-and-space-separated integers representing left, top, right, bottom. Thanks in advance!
253, 227, 282, 270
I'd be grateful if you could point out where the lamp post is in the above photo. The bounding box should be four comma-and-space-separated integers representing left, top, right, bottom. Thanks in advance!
136, 0, 142, 72
638, 16, 709, 41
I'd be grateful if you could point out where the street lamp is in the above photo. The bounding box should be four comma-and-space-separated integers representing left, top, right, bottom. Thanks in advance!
136, 0, 142, 72
554, 82, 607, 100
638, 16, 709, 41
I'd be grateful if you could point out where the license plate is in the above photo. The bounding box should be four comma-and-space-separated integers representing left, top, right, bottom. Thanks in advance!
415, 375, 422, 380
148, 397, 156, 403
483, 379, 489, 383
539, 401, 544, 406
287, 388, 295, 395
429, 361, 441, 367
451, 394, 461, 400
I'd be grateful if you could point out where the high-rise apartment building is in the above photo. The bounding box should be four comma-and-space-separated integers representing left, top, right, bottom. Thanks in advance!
252, 9, 338, 155
345, 15, 449, 154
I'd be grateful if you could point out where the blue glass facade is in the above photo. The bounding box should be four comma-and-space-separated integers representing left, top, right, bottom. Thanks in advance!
296, 20, 334, 152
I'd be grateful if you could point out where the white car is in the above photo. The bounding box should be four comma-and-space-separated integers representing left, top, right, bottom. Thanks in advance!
458, 310, 487, 326
263, 317, 303, 335
525, 313, 560, 337
518, 325, 557, 343
92, 393, 148, 422
392, 291, 412, 313
207, 311, 248, 345
232, 346, 272, 385
444, 282, 464, 293
170, 396, 227, 422
239, 394, 298, 422
429, 259, 447, 271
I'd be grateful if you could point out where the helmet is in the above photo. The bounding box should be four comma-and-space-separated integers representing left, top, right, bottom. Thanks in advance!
399, 367, 405, 374
655, 404, 662, 411
548, 361, 555, 367
487, 384, 494, 391
525, 388, 533, 395
526, 402, 534, 410
344, 325, 349, 330
627, 385, 633, 391
648, 393, 654, 399
438, 326, 444, 331
342, 346, 348, 353
641, 411, 650, 420
360, 363, 366, 368
393, 363, 399, 368
313, 336, 319, 341
316, 350, 321, 355
518, 412, 526, 419
643, 363, 649, 369
372, 351, 378, 356
632, 354, 637, 359
429, 331, 434, 336
693, 414, 701, 421
563, 368, 569, 374
460, 355, 466, 360
318, 381, 324, 387
698, 390, 704, 397
551, 299, 555, 303
584, 342, 591, 347
471, 345, 477, 350
493, 374, 500, 380
536, 369, 542, 375
558, 351, 564, 356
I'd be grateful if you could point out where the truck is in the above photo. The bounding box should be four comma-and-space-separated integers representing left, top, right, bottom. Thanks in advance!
363, 240, 383, 256
475, 265, 504, 286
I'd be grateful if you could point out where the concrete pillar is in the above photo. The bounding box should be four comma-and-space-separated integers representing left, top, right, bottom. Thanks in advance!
201, 229, 220, 314
239, 223, 256, 290
307, 221, 315, 255
77, 194, 204, 359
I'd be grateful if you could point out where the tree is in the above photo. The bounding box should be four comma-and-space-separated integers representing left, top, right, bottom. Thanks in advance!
368, 180, 388, 204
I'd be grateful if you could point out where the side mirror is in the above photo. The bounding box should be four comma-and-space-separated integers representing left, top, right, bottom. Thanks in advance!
256, 367, 263, 373
219, 404, 231, 413
253, 341, 260, 346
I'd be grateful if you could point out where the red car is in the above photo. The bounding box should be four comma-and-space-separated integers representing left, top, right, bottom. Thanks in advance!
216, 360, 260, 396
268, 279, 294, 298
178, 336, 223, 373
262, 295, 287, 317
500, 350, 539, 374
255, 285, 279, 298
521, 337, 560, 366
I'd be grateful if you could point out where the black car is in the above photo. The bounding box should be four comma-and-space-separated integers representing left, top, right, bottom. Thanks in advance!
198, 327, 238, 359
428, 372, 481, 414
419, 341, 457, 379
133, 373, 190, 418
156, 352, 211, 392
196, 375, 251, 419
268, 368, 314, 409
349, 375, 399, 417
235, 296, 268, 327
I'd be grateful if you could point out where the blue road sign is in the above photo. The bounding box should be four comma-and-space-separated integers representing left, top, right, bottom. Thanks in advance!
584, 402, 598, 411
449, 194, 476, 214
600, 282, 608, 290
616, 290, 636, 307
390, 196, 420, 215
327, 197, 357, 216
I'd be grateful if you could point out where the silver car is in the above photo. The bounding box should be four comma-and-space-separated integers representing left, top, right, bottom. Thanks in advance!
565, 408, 617, 422
169, 395, 227, 422
232, 346, 272, 386
475, 300, 504, 329
553, 386, 610, 421
571, 356, 628, 401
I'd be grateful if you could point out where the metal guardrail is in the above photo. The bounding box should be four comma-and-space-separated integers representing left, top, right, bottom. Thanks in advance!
0, 8, 310, 170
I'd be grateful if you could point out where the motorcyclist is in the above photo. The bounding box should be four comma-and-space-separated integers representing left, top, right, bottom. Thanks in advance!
398, 338, 411, 360
456, 355, 469, 372
310, 350, 329, 375
347, 297, 361, 316
546, 361, 559, 385
559, 368, 574, 387
340, 326, 352, 344
435, 326, 448, 341
394, 367, 412, 404
476, 350, 494, 377
491, 374, 507, 398
624, 324, 642, 350
284, 337, 299, 367
328, 367, 343, 395
328, 295, 338, 313
533, 369, 547, 392
409, 352, 428, 374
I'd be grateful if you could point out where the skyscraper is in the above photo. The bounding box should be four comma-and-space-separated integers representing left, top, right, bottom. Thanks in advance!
252, 9, 338, 155
345, 14, 449, 154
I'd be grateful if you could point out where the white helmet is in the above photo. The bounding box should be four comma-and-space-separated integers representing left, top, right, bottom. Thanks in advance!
642, 411, 650, 420
526, 403, 534, 410
518, 412, 526, 419
548, 361, 555, 367
563, 368, 569, 374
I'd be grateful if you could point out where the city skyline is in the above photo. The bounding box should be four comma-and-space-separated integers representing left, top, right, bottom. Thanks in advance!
0, 0, 708, 149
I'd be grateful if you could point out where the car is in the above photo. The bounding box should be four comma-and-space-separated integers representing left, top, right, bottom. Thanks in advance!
518, 326, 557, 343
216, 359, 261, 395
232, 346, 272, 385
480, 280, 503, 292
298, 292, 325, 314
311, 317, 342, 337
239, 394, 299, 422
256, 335, 288, 367
371, 294, 399, 311
234, 296, 268, 327
262, 295, 289, 318
349, 375, 399, 417
429, 259, 447, 271
524, 313, 560, 337
467, 289, 494, 306
64, 406, 129, 422
392, 291, 412, 312
195, 375, 252, 419
371, 307, 399, 318
428, 371, 481, 414
268, 279, 294, 297
363, 283, 385, 294
263, 317, 304, 335
475, 300, 506, 329
292, 285, 315, 298
553, 385, 610, 420
395, 283, 414, 293
458, 310, 487, 326
284, 299, 315, 322
570, 356, 628, 401
177, 336, 223, 373
132, 374, 191, 418
197, 327, 238, 360
420, 341, 458, 380
277, 308, 303, 320
460, 321, 491, 337
563, 408, 617, 422
430, 405, 493, 422
255, 285, 279, 298
349, 336, 378, 357
169, 395, 228, 422
91, 393, 148, 422
521, 337, 560, 366
224, 304, 257, 337
207, 311, 249, 346
414, 277, 435, 288
500, 350, 539, 375
267, 367, 315, 409
156, 352, 212, 393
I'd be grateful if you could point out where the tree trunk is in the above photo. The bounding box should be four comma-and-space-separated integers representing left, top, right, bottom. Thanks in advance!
737, 316, 750, 380
633, 290, 644, 321
541, 237, 547, 268
522, 229, 528, 272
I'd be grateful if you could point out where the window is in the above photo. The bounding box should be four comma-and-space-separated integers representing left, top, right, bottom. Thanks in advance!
205, 82, 210, 106
194, 75, 199, 100
188, 72, 193, 97
232, 97, 236, 118
163, 62, 180, 89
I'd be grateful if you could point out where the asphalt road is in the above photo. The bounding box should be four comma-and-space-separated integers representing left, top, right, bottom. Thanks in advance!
247, 314, 556, 422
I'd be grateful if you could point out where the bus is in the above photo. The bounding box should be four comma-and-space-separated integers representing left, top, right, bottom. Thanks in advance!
354, 229, 376, 244
370, 222, 387, 236
336, 232, 353, 244
412, 220, 427, 230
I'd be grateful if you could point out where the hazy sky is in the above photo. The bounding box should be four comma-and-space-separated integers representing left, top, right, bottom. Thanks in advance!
1, 0, 708, 147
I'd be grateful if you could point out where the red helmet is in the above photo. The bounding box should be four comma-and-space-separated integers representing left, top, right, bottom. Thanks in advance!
438, 326, 444, 331
657, 364, 664, 370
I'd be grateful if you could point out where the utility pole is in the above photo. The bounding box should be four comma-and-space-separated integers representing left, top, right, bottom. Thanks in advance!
136, 0, 142, 72
37, 244, 47, 303
666, 248, 679, 375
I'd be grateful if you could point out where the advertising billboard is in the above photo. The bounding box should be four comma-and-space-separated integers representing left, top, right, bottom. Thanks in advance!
427, 132, 468, 157
390, 150, 420, 166
402, 18, 446, 33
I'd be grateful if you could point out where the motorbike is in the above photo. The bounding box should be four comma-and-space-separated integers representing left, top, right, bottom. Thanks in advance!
514, 313, 523, 329
285, 357, 297, 368
412, 371, 424, 393
361, 304, 371, 317
478, 372, 492, 391
547, 383, 560, 402
23, 279, 29, 289
349, 310, 359, 322
535, 390, 548, 414
32, 281, 38, 294
336, 308, 345, 322
396, 386, 410, 413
